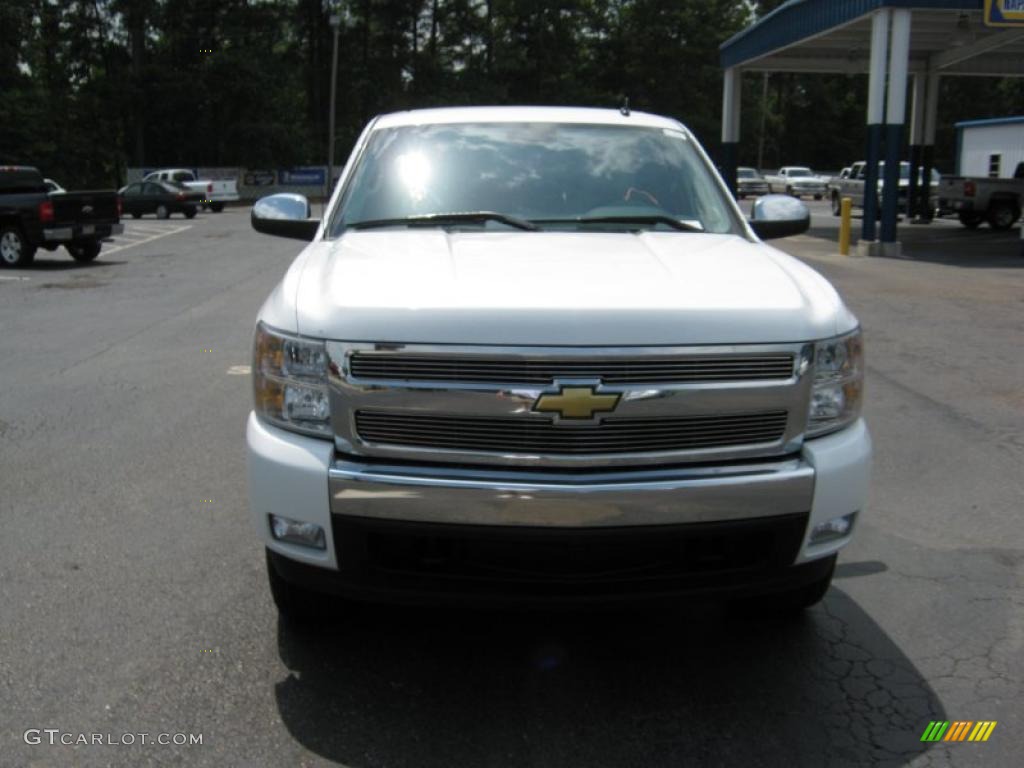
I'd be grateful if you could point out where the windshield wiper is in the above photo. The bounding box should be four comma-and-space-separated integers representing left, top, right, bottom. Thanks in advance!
347, 211, 539, 231
536, 215, 703, 233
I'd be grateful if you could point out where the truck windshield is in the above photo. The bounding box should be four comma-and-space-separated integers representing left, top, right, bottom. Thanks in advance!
330, 122, 741, 236
786, 169, 812, 177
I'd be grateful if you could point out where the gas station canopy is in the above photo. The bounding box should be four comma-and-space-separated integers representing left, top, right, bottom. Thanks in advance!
722, 1, 1024, 77
718, 0, 1024, 255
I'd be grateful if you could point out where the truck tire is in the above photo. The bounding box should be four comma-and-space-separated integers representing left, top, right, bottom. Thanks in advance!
184, 206, 197, 219
156, 204, 170, 220
987, 202, 1018, 231
0, 225, 36, 267
266, 549, 325, 626
209, 202, 225, 213
786, 185, 795, 197
67, 241, 101, 262
831, 193, 841, 216
958, 212, 984, 229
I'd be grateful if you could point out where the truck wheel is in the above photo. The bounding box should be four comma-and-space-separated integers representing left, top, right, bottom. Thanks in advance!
958, 212, 983, 229
0, 225, 36, 267
266, 549, 325, 626
156, 204, 170, 220
987, 202, 1018, 231
209, 202, 225, 213
831, 193, 841, 216
67, 241, 101, 262
785, 185, 796, 198
184, 207, 197, 219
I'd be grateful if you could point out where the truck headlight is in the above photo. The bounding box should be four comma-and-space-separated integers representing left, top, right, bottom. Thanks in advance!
806, 329, 863, 438
253, 322, 332, 438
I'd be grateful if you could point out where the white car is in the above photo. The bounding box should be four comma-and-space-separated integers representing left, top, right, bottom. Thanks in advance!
246, 107, 871, 619
141, 168, 239, 212
765, 166, 828, 199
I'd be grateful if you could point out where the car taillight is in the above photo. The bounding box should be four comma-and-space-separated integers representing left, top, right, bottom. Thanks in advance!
176, 192, 186, 200
964, 180, 976, 197
38, 200, 54, 223
116, 197, 123, 217
207, 183, 213, 194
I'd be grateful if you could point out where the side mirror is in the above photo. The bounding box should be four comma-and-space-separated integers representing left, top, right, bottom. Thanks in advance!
748, 194, 810, 240
251, 193, 320, 241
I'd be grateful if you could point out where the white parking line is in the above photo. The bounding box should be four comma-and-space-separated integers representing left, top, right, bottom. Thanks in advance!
0, 275, 31, 281
103, 224, 191, 255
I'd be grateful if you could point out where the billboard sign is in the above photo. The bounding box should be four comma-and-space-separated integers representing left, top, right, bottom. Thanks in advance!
984, 0, 1024, 27
279, 167, 326, 186
243, 170, 276, 186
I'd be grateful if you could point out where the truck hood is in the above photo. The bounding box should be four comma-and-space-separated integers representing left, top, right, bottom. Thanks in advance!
283, 231, 852, 345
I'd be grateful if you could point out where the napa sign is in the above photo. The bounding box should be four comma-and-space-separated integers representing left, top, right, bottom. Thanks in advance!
984, 0, 1024, 26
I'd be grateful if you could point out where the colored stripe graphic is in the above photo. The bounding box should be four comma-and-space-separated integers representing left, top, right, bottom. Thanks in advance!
945, 721, 972, 741
969, 721, 998, 742
921, 720, 997, 743
921, 721, 949, 742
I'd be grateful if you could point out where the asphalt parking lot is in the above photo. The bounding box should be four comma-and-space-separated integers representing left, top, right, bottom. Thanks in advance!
1, 203, 1021, 767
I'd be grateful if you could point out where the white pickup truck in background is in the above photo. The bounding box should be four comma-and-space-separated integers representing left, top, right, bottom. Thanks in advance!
764, 166, 828, 199
141, 168, 239, 212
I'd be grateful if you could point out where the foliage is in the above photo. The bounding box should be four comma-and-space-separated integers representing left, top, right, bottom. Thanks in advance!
1, 0, 1021, 187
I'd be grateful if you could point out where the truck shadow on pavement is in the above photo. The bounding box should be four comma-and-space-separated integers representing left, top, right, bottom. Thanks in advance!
799, 223, 1023, 269
15, 257, 126, 271
274, 586, 944, 767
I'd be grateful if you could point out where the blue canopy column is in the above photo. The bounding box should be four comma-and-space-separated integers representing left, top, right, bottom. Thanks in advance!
879, 8, 912, 252
721, 67, 742, 198
920, 69, 941, 222
860, 9, 889, 249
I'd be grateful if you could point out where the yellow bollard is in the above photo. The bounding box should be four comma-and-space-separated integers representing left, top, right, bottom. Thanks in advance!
838, 197, 853, 256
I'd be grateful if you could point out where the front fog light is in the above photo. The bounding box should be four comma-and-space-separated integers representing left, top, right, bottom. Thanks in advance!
809, 512, 857, 544
269, 514, 326, 550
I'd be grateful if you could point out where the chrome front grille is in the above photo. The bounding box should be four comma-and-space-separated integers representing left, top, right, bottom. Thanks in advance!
327, 341, 813, 468
349, 352, 795, 384
355, 410, 789, 455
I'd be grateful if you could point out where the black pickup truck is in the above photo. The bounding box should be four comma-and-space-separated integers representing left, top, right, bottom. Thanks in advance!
0, 166, 123, 267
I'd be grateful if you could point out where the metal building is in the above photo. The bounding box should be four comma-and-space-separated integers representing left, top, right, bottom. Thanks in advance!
955, 116, 1024, 177
719, 0, 1024, 256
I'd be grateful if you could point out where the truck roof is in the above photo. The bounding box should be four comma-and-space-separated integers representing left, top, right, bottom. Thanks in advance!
373, 106, 688, 132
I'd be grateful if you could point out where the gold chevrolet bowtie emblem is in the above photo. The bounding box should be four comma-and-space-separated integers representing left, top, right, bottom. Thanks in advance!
533, 386, 620, 420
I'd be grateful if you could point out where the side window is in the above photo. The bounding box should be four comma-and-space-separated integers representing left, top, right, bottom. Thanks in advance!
173, 171, 192, 182
855, 165, 866, 180
124, 184, 142, 195
143, 183, 163, 195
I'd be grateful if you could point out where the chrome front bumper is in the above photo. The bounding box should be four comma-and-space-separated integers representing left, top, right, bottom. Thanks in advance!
249, 413, 871, 572
327, 456, 814, 528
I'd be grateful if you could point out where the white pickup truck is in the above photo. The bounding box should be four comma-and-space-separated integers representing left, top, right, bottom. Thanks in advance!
246, 107, 871, 620
764, 166, 828, 199
141, 168, 239, 212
